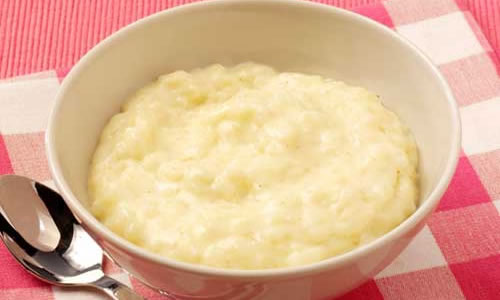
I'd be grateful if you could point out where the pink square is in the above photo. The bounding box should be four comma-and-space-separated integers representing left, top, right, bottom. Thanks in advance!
376, 266, 465, 300
0, 244, 49, 289
352, 3, 394, 27
0, 134, 14, 175
336, 280, 384, 300
55, 67, 70, 83
450, 254, 500, 300
439, 53, 500, 106
3, 132, 51, 181
469, 149, 500, 200
384, 0, 459, 26
428, 202, 500, 264
0, 286, 54, 300
437, 156, 491, 211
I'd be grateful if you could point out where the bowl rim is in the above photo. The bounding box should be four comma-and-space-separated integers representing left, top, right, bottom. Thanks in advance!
46, 0, 461, 278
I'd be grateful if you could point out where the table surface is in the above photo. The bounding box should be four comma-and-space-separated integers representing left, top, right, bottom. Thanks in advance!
1, 1, 500, 300
0, 0, 499, 79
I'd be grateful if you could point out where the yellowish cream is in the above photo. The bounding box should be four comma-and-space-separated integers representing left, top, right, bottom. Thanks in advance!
89, 63, 418, 269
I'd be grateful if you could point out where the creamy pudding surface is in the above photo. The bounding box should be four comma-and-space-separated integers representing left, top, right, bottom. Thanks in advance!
88, 63, 418, 269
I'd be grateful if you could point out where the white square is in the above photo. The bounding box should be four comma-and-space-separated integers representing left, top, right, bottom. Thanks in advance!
375, 226, 447, 278
396, 12, 484, 65
0, 75, 59, 134
0, 70, 57, 83
53, 272, 131, 300
493, 200, 500, 214
460, 96, 500, 155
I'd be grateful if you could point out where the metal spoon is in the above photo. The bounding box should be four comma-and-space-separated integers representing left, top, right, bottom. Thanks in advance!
0, 175, 146, 300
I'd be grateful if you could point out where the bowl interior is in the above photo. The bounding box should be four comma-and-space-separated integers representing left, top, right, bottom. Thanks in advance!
49, 0, 457, 249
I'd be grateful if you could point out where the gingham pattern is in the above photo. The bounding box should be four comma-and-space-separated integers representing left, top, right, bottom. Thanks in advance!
0, 0, 499, 299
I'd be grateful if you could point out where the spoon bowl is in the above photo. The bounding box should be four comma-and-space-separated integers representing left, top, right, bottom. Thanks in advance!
0, 175, 145, 300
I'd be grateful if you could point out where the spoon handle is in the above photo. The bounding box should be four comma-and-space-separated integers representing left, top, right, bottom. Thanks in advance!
92, 275, 146, 300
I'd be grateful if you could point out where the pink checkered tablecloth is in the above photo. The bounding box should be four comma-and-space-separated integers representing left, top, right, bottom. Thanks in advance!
1, 0, 500, 299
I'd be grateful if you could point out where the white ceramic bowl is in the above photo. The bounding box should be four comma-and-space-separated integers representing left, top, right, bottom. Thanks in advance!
46, 0, 461, 299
